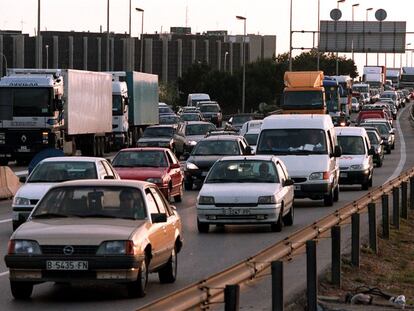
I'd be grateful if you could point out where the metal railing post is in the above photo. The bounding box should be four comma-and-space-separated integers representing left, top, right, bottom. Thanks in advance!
272, 261, 284, 311
382, 194, 390, 239
393, 187, 400, 229
402, 182, 408, 219
351, 213, 360, 267
331, 226, 341, 287
224, 284, 240, 311
368, 203, 377, 254
306, 240, 318, 311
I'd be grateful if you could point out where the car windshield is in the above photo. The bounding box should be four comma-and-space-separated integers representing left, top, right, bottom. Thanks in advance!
206, 160, 279, 183
159, 107, 173, 114
361, 123, 389, 135
244, 133, 259, 146
381, 93, 396, 100
185, 124, 215, 135
200, 105, 219, 113
112, 150, 168, 167
28, 161, 98, 182
192, 140, 240, 155
257, 129, 328, 155
143, 127, 174, 137
32, 186, 146, 220
367, 131, 379, 144
181, 114, 200, 121
338, 136, 365, 155
232, 115, 253, 124
159, 116, 180, 124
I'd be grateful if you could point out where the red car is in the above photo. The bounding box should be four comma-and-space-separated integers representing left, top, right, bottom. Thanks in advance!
112, 148, 184, 202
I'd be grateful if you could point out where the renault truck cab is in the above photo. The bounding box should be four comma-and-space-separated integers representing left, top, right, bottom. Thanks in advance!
256, 114, 342, 206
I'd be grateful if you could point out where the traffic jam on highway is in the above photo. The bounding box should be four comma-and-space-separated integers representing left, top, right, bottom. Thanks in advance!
0, 66, 411, 303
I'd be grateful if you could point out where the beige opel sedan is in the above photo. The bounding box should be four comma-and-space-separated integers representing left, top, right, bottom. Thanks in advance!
5, 180, 183, 299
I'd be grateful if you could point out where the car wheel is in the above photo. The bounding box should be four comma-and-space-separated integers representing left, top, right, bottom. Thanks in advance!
174, 184, 183, 203
271, 207, 284, 232
283, 205, 294, 226
10, 281, 33, 300
158, 247, 177, 284
197, 218, 209, 233
333, 185, 339, 202
323, 188, 334, 206
126, 256, 148, 298
377, 158, 383, 167
368, 176, 373, 187
391, 143, 395, 150
386, 146, 391, 154
184, 179, 193, 191
361, 179, 370, 190
166, 187, 172, 203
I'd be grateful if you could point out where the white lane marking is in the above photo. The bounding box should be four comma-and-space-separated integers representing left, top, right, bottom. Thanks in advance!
0, 218, 11, 224
0, 271, 9, 277
14, 170, 28, 177
386, 105, 408, 183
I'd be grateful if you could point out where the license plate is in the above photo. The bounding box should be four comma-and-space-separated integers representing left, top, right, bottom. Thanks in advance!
294, 185, 301, 190
18, 146, 30, 152
46, 260, 88, 271
223, 208, 250, 216
340, 172, 348, 178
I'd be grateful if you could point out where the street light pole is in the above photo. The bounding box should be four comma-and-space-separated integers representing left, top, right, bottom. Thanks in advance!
351, 3, 359, 62
336, 0, 345, 75
316, 0, 320, 70
224, 51, 229, 72
236, 15, 246, 113
37, 0, 41, 68
289, 0, 293, 71
106, 0, 110, 71
406, 43, 411, 66
129, 0, 132, 37
136, 8, 144, 72
365, 8, 373, 66
45, 45, 49, 69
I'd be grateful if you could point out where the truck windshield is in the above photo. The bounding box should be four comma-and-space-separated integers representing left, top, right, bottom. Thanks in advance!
353, 86, 369, 93
257, 129, 328, 155
325, 88, 340, 113
400, 75, 414, 82
0, 87, 53, 117
112, 95, 124, 116
282, 91, 324, 109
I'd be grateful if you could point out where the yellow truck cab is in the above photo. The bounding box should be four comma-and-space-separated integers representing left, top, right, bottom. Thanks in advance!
281, 71, 327, 114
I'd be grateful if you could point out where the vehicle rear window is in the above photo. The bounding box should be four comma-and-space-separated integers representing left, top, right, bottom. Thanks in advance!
29, 162, 97, 182
337, 136, 365, 155
112, 150, 168, 168
192, 140, 240, 155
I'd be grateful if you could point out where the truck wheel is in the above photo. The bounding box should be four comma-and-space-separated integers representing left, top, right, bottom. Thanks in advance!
158, 247, 177, 284
10, 281, 33, 300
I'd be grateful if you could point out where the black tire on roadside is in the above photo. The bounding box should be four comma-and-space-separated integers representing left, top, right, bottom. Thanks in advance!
184, 180, 193, 191
323, 188, 334, 206
271, 208, 284, 232
283, 206, 294, 226
158, 247, 177, 283
126, 256, 148, 298
10, 281, 33, 300
333, 185, 339, 202
197, 218, 209, 233
174, 184, 183, 202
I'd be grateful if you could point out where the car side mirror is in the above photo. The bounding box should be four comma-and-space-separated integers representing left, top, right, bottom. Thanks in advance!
333, 145, 342, 158
183, 152, 190, 160
151, 213, 167, 223
171, 163, 180, 169
104, 175, 115, 179
283, 179, 294, 187
244, 146, 252, 155
19, 176, 27, 183
368, 146, 376, 156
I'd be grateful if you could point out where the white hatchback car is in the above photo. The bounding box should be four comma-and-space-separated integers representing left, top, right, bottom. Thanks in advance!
196, 155, 294, 233
12, 156, 119, 230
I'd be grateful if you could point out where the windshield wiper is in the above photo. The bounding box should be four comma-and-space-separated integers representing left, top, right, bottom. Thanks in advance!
32, 213, 68, 219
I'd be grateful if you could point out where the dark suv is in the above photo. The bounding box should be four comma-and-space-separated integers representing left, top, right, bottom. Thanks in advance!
198, 101, 223, 127
184, 135, 251, 190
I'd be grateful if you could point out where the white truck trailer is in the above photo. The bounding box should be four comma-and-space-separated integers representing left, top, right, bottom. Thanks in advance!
0, 69, 113, 165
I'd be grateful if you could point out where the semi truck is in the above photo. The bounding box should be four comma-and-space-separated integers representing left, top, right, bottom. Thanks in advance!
386, 68, 401, 88
400, 67, 414, 89
281, 71, 326, 114
0, 69, 113, 165
363, 66, 386, 91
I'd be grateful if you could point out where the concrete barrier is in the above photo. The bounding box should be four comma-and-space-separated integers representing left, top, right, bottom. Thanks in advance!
0, 166, 21, 200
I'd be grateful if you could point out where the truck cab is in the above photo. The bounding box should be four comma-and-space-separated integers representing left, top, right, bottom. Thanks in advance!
110, 72, 129, 149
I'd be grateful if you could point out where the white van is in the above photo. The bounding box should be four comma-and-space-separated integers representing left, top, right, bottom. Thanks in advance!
239, 119, 263, 136
256, 114, 342, 206
187, 93, 210, 106
335, 126, 375, 190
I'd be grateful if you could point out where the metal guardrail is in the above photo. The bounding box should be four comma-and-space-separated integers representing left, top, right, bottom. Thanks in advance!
137, 166, 414, 311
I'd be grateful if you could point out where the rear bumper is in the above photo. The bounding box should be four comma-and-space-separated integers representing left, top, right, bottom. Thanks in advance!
339, 170, 371, 185
294, 182, 333, 200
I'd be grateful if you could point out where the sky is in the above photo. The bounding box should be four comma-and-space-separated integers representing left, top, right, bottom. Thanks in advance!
1, 0, 413, 76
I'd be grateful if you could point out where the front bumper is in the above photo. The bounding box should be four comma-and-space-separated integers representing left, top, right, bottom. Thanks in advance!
197, 204, 280, 224
339, 170, 370, 185
5, 255, 144, 283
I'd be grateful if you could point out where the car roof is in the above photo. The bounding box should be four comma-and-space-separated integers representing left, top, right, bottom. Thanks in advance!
335, 126, 367, 136
118, 147, 168, 152
40, 156, 106, 163
262, 114, 333, 130
49, 179, 150, 190
216, 155, 279, 162
360, 118, 389, 123
201, 135, 243, 141
147, 124, 176, 128
185, 121, 213, 125
245, 128, 261, 134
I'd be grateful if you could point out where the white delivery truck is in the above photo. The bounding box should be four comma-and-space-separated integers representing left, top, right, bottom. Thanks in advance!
0, 69, 113, 165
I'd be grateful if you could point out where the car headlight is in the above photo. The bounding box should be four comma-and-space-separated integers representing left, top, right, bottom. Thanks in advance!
96, 240, 135, 255
186, 162, 199, 170
257, 195, 276, 204
198, 196, 215, 205
309, 172, 330, 180
187, 140, 197, 146
12, 197, 31, 206
146, 177, 163, 184
8, 240, 41, 255
350, 164, 370, 170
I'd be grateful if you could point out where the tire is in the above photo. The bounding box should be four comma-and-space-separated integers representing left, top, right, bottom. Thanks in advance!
391, 143, 395, 150
158, 247, 177, 283
166, 187, 172, 203
323, 188, 334, 207
126, 256, 148, 298
10, 281, 33, 300
386, 147, 391, 154
368, 176, 373, 187
283, 206, 294, 226
377, 158, 383, 168
361, 180, 370, 190
271, 208, 284, 232
184, 179, 193, 191
197, 218, 209, 233
333, 185, 339, 202
174, 184, 183, 203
